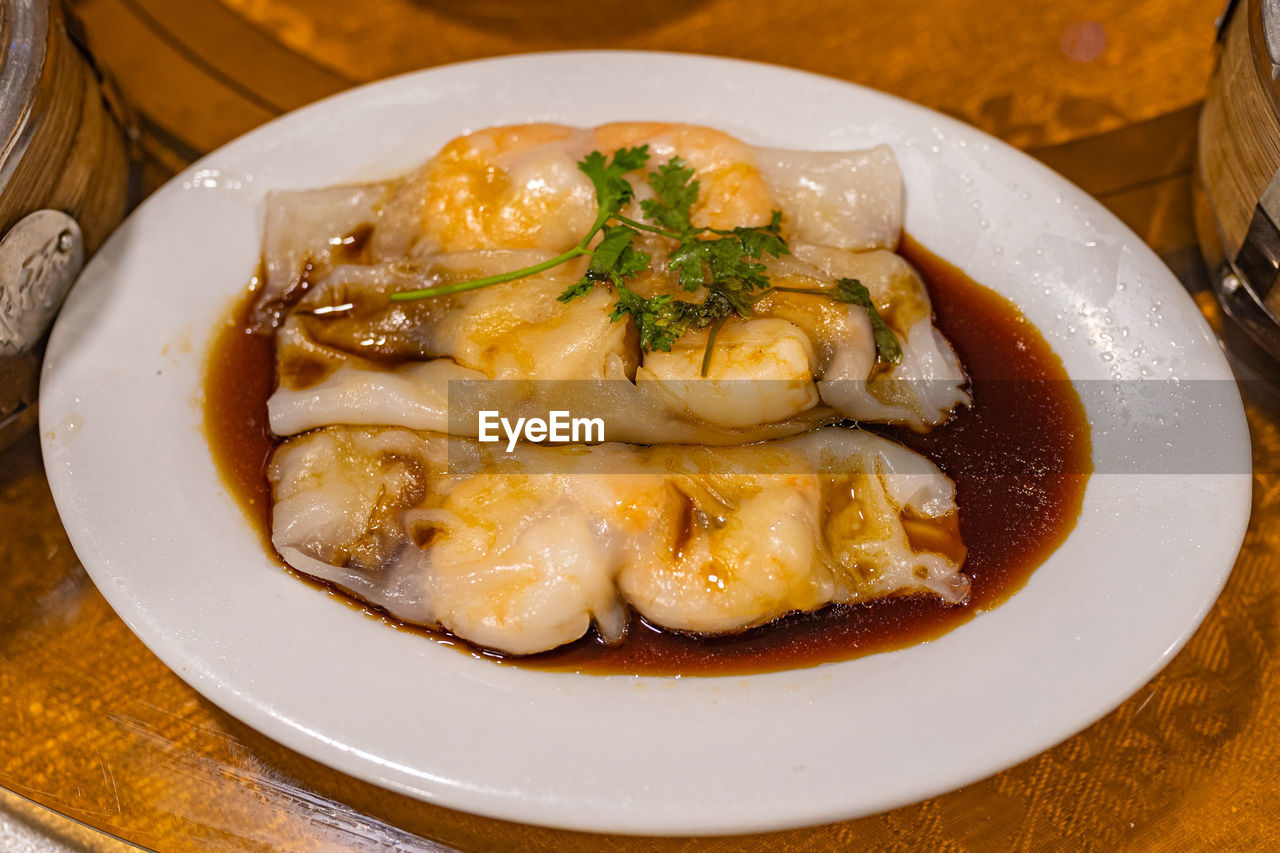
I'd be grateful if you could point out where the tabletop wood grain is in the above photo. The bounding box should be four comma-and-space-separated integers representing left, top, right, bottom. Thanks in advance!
5, 0, 1278, 849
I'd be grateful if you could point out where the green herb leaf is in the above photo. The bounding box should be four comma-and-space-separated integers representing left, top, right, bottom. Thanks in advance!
833, 278, 903, 365
589, 226, 649, 279
666, 239, 711, 290
722, 211, 788, 260
578, 146, 650, 216
609, 284, 734, 353
610, 287, 683, 352
666, 219, 788, 296
641, 157, 699, 235
560, 225, 651, 304
556, 277, 594, 304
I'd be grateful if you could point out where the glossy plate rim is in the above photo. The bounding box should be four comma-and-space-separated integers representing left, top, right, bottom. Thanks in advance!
39, 50, 1251, 835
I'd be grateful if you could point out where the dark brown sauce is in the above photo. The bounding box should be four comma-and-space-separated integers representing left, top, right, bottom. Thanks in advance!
204, 237, 1091, 676
205, 283, 276, 540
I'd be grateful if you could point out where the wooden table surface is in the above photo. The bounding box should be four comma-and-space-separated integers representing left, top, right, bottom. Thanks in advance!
4, 0, 1280, 849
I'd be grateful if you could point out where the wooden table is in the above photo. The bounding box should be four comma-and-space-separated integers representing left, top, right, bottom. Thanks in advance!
4, 0, 1279, 848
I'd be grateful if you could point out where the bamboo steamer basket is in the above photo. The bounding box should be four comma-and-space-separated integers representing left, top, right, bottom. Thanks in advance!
0, 0, 130, 450
1198, 0, 1280, 364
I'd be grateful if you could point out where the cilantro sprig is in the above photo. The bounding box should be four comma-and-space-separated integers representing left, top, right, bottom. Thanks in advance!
572, 155, 791, 362
389, 147, 902, 372
761, 279, 903, 365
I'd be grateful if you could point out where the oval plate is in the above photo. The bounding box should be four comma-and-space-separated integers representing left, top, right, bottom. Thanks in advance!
39, 52, 1251, 834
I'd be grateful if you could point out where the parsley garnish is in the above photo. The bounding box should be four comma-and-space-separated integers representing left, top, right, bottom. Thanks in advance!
389, 147, 902, 372
832, 278, 903, 365
761, 279, 903, 365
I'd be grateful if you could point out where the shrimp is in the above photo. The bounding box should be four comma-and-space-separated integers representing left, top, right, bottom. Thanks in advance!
635, 317, 820, 428
418, 472, 634, 655
419, 124, 598, 253
618, 478, 840, 635
594, 122, 775, 231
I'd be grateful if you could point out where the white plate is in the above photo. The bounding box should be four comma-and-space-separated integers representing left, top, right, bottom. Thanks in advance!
39, 52, 1251, 834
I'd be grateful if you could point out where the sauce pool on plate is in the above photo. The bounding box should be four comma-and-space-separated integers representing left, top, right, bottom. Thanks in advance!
204, 236, 1091, 675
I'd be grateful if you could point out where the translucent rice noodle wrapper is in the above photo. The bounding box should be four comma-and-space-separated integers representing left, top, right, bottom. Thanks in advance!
269, 426, 968, 656
251, 183, 390, 330
254, 123, 969, 437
